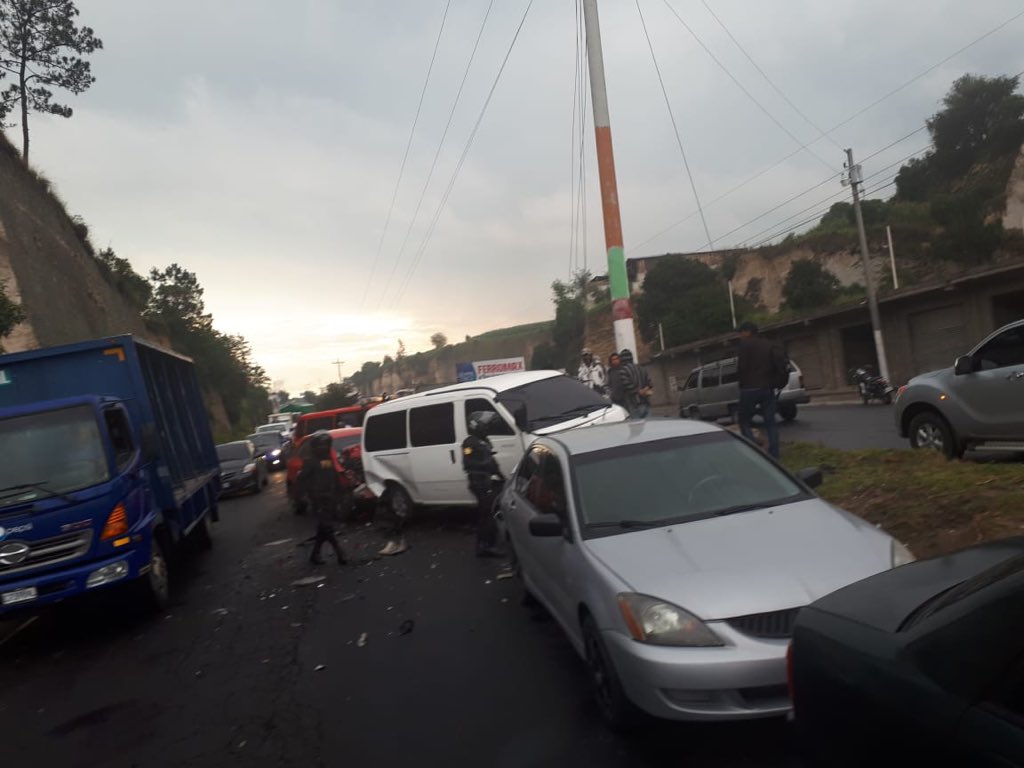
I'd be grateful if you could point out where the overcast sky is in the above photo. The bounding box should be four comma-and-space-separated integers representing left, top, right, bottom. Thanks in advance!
18, 0, 1024, 393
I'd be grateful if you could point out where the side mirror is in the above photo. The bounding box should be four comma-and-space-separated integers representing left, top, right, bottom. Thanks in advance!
140, 424, 160, 462
529, 513, 564, 537
796, 467, 823, 489
954, 355, 975, 376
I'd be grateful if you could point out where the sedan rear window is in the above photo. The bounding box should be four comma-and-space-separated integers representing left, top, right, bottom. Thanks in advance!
572, 432, 805, 530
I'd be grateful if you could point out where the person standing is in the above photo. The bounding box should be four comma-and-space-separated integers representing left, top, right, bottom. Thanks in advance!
296, 430, 348, 566
577, 348, 607, 396
607, 353, 626, 409
736, 321, 787, 459
461, 411, 504, 558
618, 349, 653, 419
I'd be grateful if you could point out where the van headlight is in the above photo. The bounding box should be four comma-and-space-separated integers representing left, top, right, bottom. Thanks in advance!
617, 593, 724, 647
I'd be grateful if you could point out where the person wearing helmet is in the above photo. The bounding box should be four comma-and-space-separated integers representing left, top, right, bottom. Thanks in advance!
577, 347, 607, 396
461, 410, 504, 558
296, 430, 348, 566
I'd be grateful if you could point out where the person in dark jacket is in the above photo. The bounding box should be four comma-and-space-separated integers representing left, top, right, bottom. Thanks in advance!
296, 430, 348, 566
607, 353, 626, 408
461, 411, 504, 558
618, 349, 653, 419
736, 321, 786, 458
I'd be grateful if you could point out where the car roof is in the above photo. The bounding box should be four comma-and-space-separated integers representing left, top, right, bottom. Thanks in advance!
366, 371, 562, 412
545, 418, 723, 455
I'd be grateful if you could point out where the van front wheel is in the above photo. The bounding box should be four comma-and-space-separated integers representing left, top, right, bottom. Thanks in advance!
388, 484, 413, 524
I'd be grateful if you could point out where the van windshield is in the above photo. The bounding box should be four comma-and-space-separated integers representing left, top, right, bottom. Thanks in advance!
0, 405, 111, 507
496, 376, 608, 431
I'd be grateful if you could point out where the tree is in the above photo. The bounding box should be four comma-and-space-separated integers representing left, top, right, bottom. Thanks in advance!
633, 257, 729, 347
549, 269, 590, 371
430, 332, 447, 349
782, 259, 840, 311
145, 263, 210, 330
0, 0, 102, 163
0, 278, 25, 350
301, 390, 317, 403
94, 247, 151, 310
315, 382, 359, 410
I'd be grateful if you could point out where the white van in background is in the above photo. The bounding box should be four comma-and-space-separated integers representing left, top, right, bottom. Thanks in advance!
361, 371, 628, 518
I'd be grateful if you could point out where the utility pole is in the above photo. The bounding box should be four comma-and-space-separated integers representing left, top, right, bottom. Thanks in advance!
845, 148, 891, 382
331, 359, 344, 383
886, 225, 899, 290
582, 0, 638, 358
727, 280, 737, 329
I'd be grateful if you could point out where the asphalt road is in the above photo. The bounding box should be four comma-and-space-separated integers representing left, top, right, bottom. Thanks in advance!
0, 476, 802, 768
777, 403, 905, 451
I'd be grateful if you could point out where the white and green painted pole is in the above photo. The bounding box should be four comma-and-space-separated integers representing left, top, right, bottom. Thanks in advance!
582, 0, 638, 358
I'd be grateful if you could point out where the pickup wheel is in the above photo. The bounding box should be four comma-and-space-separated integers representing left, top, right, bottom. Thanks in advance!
908, 412, 961, 459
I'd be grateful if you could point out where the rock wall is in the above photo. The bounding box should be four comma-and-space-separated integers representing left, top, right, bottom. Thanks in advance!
1004, 144, 1024, 234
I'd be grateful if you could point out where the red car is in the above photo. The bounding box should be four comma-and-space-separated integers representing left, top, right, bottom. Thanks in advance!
286, 427, 373, 514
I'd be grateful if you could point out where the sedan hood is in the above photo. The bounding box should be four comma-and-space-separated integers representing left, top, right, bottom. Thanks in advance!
584, 499, 894, 621
219, 458, 252, 473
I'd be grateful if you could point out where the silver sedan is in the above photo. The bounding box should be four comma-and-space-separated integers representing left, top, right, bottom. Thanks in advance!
498, 419, 912, 727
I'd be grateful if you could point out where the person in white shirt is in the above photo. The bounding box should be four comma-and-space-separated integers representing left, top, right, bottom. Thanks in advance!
577, 347, 607, 395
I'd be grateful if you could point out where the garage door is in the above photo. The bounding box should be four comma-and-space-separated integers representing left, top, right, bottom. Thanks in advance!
909, 305, 967, 375
785, 335, 824, 390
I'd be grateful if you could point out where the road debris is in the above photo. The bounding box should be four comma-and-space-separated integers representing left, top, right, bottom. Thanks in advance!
357, 632, 368, 647
340, 593, 358, 602
398, 619, 415, 636
263, 538, 293, 547
314, 664, 326, 672
291, 575, 326, 588
211, 608, 229, 616
495, 572, 513, 581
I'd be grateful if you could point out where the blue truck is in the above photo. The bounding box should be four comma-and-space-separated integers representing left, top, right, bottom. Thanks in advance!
0, 335, 220, 615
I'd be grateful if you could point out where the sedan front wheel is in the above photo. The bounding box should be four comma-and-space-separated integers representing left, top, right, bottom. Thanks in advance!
581, 614, 640, 730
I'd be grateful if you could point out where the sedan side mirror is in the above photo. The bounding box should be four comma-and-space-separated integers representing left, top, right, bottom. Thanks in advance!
954, 355, 976, 376
529, 513, 564, 537
796, 466, 823, 489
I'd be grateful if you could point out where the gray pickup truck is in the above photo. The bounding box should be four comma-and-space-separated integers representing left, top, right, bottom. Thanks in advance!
894, 319, 1024, 457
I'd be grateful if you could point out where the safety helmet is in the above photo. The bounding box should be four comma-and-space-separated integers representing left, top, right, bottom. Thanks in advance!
467, 411, 498, 437
309, 430, 332, 458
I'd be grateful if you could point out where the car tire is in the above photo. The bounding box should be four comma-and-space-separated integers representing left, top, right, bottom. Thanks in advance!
908, 411, 961, 458
388, 484, 413, 524
687, 405, 701, 420
252, 473, 263, 494
778, 403, 797, 422
136, 532, 171, 613
582, 614, 640, 731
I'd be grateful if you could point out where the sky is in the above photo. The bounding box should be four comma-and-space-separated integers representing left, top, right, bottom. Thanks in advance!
14, 0, 1024, 394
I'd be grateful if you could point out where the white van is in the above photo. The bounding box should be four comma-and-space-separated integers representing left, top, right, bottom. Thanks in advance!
361, 371, 628, 516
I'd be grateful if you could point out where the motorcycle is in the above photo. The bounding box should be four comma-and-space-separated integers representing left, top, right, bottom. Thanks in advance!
848, 365, 895, 405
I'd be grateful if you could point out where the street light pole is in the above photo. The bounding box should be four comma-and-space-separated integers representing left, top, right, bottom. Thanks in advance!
582, 0, 638, 358
845, 148, 891, 382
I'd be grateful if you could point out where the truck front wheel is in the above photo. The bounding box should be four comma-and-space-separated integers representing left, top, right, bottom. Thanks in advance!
137, 534, 171, 612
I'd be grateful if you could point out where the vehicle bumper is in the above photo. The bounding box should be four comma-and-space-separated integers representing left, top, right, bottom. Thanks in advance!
602, 628, 791, 721
218, 473, 256, 496
0, 544, 151, 616
778, 391, 810, 406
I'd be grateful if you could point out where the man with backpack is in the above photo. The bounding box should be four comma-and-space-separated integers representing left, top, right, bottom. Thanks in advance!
736, 321, 788, 459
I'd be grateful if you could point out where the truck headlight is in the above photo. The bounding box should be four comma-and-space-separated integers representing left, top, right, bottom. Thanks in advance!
617, 593, 724, 647
86, 560, 129, 588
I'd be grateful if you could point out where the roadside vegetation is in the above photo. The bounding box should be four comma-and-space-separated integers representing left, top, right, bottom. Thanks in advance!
781, 442, 1024, 560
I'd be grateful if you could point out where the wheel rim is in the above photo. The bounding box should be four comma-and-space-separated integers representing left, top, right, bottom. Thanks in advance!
584, 629, 615, 717
150, 543, 169, 601
391, 489, 409, 519
914, 423, 945, 451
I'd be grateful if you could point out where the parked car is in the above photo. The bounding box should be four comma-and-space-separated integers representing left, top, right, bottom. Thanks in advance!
293, 404, 373, 443
497, 419, 910, 728
361, 371, 628, 523
895, 319, 1024, 457
216, 440, 268, 496
789, 537, 1024, 767
247, 431, 290, 472
286, 427, 372, 515
677, 357, 810, 422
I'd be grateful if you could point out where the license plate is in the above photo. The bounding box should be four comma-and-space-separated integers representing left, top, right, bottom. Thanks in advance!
1, 586, 37, 606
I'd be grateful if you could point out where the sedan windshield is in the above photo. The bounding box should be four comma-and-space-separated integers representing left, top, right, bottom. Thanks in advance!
496, 376, 607, 431
0, 405, 110, 507
249, 433, 282, 450
217, 443, 252, 462
572, 432, 806, 530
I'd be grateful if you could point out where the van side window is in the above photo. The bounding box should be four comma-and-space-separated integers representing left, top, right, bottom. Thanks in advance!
104, 408, 135, 471
702, 364, 720, 387
410, 403, 456, 447
364, 411, 408, 451
683, 371, 699, 390
720, 360, 739, 385
464, 398, 515, 436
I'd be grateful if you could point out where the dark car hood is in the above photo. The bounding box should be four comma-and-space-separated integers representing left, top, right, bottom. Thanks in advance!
219, 458, 251, 473
806, 537, 1024, 632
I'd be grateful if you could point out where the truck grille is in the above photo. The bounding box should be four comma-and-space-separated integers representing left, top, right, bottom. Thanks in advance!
0, 530, 93, 577
727, 608, 801, 639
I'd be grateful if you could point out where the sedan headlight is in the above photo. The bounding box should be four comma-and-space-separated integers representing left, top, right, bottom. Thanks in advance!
242, 462, 256, 474
271, 449, 282, 457
892, 540, 915, 567
617, 593, 724, 647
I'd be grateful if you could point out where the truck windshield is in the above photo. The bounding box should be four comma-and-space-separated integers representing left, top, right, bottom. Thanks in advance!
0, 405, 110, 507
496, 376, 608, 431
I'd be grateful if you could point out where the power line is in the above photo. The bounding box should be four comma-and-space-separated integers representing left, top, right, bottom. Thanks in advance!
391, 0, 535, 308
631, 10, 1023, 254
360, 0, 452, 310
636, 0, 715, 251
700, 0, 843, 152
661, 0, 836, 172
375, 0, 495, 310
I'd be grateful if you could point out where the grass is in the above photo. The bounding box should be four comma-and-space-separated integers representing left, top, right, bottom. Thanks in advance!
779, 442, 1024, 559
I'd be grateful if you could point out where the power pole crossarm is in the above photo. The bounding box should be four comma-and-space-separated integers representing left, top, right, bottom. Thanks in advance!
846, 148, 891, 382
